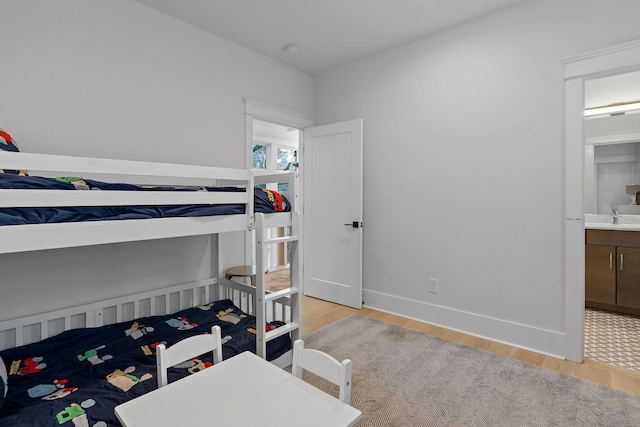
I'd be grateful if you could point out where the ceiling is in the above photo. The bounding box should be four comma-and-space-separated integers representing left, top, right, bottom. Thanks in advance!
134, 0, 528, 75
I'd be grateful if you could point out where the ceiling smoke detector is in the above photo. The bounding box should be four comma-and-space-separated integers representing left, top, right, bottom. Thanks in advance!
284, 44, 300, 55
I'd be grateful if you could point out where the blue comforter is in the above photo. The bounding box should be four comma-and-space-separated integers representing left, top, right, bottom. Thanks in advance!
0, 299, 290, 427
0, 174, 290, 226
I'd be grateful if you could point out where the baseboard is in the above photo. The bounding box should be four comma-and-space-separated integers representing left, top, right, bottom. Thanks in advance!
363, 289, 567, 360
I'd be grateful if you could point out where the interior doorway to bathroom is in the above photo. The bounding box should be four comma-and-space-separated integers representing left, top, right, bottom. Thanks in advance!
583, 70, 640, 372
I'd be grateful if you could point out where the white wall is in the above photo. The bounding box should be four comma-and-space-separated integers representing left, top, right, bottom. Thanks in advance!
0, 0, 312, 165
314, 0, 640, 358
0, 0, 313, 320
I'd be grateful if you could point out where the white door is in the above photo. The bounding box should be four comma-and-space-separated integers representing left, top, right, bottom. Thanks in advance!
303, 119, 363, 309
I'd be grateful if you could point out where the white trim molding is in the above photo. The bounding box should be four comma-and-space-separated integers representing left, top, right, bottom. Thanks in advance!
363, 289, 566, 359
564, 39, 640, 80
244, 98, 314, 129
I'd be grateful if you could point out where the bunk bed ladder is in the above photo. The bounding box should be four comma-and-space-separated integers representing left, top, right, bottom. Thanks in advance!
254, 211, 301, 360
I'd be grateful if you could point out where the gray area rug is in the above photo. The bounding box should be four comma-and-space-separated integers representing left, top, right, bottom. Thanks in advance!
302, 315, 640, 427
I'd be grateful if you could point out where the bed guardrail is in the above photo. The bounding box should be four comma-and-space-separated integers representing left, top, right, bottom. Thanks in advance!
0, 278, 216, 351
0, 152, 257, 254
0, 152, 252, 209
217, 277, 293, 324
0, 151, 250, 186
0, 276, 293, 352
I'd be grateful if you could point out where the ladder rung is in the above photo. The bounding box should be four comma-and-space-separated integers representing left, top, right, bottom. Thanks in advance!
263, 236, 298, 245
264, 287, 299, 302
265, 322, 299, 341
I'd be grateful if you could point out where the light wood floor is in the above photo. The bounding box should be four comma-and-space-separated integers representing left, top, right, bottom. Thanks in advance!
301, 295, 640, 396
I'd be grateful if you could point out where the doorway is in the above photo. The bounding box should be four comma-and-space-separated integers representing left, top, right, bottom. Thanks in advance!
564, 39, 640, 364
583, 71, 640, 371
243, 99, 365, 308
243, 98, 314, 291
252, 118, 299, 288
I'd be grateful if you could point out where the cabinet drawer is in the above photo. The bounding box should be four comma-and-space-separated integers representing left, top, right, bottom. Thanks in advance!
586, 229, 640, 248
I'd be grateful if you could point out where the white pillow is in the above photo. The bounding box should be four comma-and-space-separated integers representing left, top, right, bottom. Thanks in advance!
0, 355, 7, 398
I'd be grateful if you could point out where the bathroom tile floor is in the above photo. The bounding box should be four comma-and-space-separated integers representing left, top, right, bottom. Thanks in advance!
585, 308, 640, 372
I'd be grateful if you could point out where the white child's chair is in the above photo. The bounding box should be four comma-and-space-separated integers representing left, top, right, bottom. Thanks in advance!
291, 339, 353, 404
156, 325, 223, 388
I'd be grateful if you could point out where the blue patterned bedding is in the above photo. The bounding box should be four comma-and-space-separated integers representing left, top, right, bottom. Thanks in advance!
0, 174, 290, 226
0, 299, 290, 427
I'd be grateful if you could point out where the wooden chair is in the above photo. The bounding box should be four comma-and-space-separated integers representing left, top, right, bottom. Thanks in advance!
291, 339, 353, 404
156, 325, 223, 388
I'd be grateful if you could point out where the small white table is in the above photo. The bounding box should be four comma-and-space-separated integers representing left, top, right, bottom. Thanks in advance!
115, 351, 361, 427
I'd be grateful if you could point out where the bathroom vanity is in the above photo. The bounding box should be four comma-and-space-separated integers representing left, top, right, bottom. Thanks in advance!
585, 219, 640, 315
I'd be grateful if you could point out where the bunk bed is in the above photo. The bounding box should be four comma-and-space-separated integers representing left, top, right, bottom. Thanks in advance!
0, 149, 301, 427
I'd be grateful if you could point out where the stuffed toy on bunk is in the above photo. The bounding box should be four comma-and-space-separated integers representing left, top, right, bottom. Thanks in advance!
0, 127, 28, 176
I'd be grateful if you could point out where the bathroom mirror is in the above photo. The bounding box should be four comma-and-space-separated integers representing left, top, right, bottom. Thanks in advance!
584, 70, 640, 215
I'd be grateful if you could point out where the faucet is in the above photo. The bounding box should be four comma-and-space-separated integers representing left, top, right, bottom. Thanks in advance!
613, 206, 619, 224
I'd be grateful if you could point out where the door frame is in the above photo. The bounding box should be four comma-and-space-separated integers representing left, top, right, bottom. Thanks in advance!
243, 98, 314, 271
563, 39, 640, 363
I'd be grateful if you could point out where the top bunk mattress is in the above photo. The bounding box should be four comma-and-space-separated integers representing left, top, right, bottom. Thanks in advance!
0, 174, 290, 226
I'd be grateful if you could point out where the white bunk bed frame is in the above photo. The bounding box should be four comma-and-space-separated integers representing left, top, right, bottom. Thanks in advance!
0, 151, 301, 368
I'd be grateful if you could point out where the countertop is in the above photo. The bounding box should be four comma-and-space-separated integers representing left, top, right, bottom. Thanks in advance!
585, 214, 640, 231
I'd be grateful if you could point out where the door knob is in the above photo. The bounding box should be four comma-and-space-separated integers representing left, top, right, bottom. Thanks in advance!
344, 221, 360, 228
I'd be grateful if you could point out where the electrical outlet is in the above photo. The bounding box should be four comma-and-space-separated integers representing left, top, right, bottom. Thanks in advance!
428, 278, 438, 293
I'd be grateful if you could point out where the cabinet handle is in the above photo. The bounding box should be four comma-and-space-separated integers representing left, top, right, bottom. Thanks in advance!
610, 253, 613, 269
621, 253, 624, 271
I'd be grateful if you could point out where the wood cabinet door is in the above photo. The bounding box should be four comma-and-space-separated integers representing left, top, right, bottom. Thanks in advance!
585, 244, 616, 305
617, 246, 640, 309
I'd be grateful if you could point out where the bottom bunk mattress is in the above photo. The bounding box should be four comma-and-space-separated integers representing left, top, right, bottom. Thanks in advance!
0, 298, 290, 427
